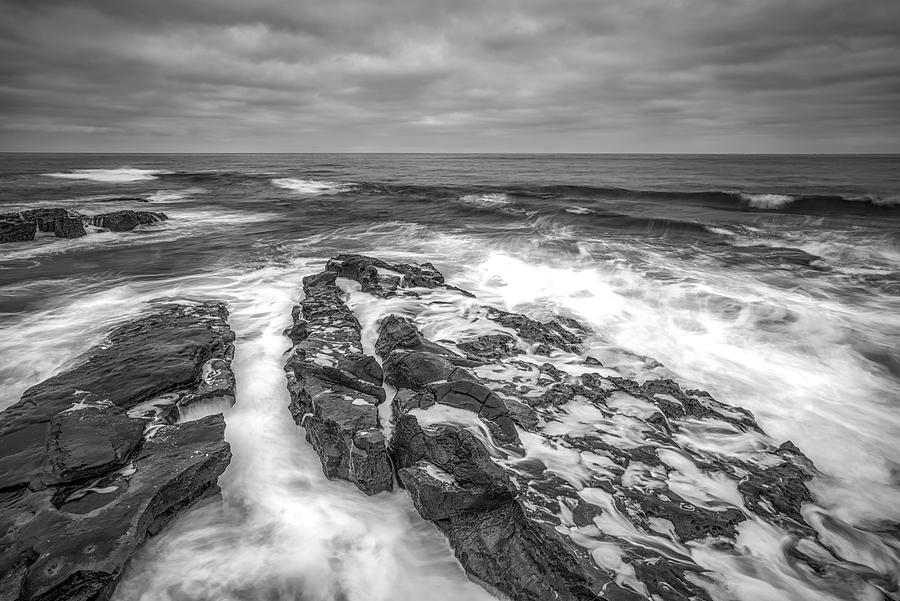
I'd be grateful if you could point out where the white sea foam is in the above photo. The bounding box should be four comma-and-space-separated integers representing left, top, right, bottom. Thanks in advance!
740, 193, 796, 209
271, 178, 354, 195
565, 206, 594, 215
45, 168, 168, 183
4, 214, 898, 600
148, 188, 206, 202
0, 264, 495, 601
459, 193, 510, 208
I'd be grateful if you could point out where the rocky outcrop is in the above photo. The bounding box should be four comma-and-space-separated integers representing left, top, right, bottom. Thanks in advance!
53, 214, 86, 238
325, 253, 472, 297
0, 300, 236, 601
291, 254, 869, 601
0, 213, 36, 243
16, 209, 86, 238
1, 207, 167, 243
283, 271, 392, 495
91, 210, 168, 232
21, 208, 71, 233
484, 306, 584, 354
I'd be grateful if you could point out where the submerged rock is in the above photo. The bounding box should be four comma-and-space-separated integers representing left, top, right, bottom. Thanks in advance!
0, 300, 236, 601
91, 210, 168, 232
484, 306, 585, 353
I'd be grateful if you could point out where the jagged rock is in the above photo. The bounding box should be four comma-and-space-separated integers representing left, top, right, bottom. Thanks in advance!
0, 213, 36, 243
325, 253, 472, 297
375, 314, 478, 366
484, 306, 585, 353
21, 208, 71, 233
53, 214, 86, 238
18, 208, 86, 238
283, 255, 851, 600
0, 301, 235, 601
91, 210, 168, 232
394, 415, 516, 520
457, 334, 520, 362
283, 269, 392, 494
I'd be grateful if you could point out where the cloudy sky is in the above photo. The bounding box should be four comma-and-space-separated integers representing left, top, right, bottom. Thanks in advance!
1, 0, 898, 152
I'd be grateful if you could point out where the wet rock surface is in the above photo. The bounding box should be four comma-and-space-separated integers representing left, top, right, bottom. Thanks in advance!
0, 300, 236, 601
283, 270, 392, 495
0, 213, 37, 243
90, 210, 168, 232
0, 207, 167, 243
290, 255, 888, 601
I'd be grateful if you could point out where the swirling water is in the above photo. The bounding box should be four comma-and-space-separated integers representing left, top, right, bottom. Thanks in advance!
1, 153, 898, 600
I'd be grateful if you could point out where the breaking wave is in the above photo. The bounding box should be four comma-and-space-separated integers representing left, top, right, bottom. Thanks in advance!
459, 193, 510, 208
740, 193, 796, 209
271, 178, 355, 195
44, 168, 168, 183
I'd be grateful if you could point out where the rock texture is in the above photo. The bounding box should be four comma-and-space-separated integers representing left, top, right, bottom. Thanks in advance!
283, 270, 392, 495
0, 213, 36, 243
0, 208, 167, 243
91, 210, 168, 232
0, 300, 236, 601
17, 208, 87, 238
52, 214, 87, 238
288, 255, 882, 601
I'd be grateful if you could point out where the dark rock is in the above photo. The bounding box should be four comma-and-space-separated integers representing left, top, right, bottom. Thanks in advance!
0, 300, 236, 491
394, 414, 515, 520
281, 255, 833, 601
484, 306, 584, 353
326, 253, 399, 297
52, 215, 86, 238
0, 302, 235, 601
283, 268, 392, 494
20, 208, 71, 233
457, 334, 519, 362
382, 350, 476, 391
0, 213, 36, 243
325, 253, 472, 298
375, 314, 478, 366
737, 440, 816, 528
91, 210, 168, 232
38, 405, 145, 488
3, 208, 85, 240
1, 415, 230, 601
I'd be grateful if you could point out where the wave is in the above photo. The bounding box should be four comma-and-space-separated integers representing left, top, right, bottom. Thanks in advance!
271, 178, 354, 195
739, 193, 795, 209
44, 168, 168, 183
509, 184, 900, 215
147, 188, 207, 202
459, 193, 510, 208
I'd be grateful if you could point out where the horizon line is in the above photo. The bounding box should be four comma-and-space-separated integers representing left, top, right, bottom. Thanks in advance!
1, 151, 898, 156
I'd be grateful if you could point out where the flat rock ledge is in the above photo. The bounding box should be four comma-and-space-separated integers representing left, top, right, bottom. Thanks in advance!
0, 209, 167, 243
288, 254, 886, 601
0, 300, 236, 601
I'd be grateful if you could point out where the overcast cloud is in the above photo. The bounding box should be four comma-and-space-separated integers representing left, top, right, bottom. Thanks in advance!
0, 0, 898, 152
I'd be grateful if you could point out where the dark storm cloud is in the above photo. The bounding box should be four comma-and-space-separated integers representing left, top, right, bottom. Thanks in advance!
0, 0, 898, 151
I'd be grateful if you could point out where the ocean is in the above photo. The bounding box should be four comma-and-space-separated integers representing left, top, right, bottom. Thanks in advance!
1, 153, 899, 600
